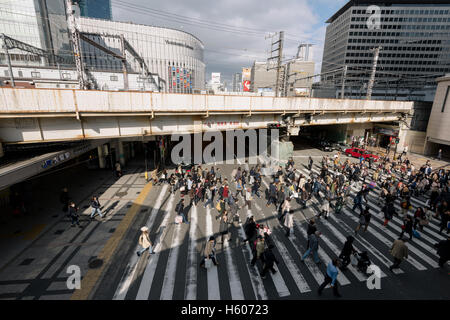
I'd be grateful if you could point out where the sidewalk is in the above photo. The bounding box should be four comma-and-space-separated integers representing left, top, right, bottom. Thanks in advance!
0, 159, 149, 300
365, 146, 449, 169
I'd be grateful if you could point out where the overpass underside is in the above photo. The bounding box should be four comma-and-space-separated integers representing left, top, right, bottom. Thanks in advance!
0, 88, 413, 143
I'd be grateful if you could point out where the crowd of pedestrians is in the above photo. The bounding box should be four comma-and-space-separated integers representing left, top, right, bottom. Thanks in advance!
136, 150, 450, 297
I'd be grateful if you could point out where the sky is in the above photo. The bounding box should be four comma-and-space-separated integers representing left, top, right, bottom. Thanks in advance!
112, 0, 348, 86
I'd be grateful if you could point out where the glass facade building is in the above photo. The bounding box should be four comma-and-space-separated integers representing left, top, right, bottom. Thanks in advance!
0, 0, 73, 67
321, 0, 450, 100
79, 0, 112, 20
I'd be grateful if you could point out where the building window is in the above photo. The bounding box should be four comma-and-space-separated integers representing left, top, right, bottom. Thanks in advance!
110, 75, 118, 81
18, 71, 23, 77
442, 86, 450, 113
62, 73, 71, 80
31, 72, 41, 78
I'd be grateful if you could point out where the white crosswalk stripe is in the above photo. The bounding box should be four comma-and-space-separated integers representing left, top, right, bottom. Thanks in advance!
113, 184, 169, 300
205, 207, 220, 300
136, 193, 175, 300
184, 205, 199, 300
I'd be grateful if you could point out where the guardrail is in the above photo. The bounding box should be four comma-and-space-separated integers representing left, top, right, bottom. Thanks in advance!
0, 88, 413, 117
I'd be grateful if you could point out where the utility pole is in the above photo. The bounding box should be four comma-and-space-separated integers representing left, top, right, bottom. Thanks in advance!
2, 34, 14, 87
66, 0, 86, 90
120, 34, 129, 91
340, 65, 347, 99
366, 46, 381, 100
267, 31, 284, 97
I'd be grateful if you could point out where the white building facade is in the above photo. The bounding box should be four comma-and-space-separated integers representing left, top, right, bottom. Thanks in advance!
76, 17, 205, 93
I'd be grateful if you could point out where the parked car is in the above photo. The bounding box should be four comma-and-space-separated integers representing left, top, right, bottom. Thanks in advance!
330, 141, 350, 152
317, 140, 333, 152
344, 147, 379, 161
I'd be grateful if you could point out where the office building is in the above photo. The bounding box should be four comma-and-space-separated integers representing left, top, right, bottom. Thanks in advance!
0, 0, 73, 67
78, 0, 112, 20
321, 0, 450, 101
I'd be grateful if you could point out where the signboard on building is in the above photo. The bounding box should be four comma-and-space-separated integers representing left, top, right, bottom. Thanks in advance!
211, 72, 221, 84
242, 67, 251, 81
243, 80, 251, 92
168, 66, 192, 93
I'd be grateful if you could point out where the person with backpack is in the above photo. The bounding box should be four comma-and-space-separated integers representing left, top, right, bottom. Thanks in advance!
136, 226, 155, 256
90, 196, 103, 220
215, 198, 226, 220
260, 244, 279, 279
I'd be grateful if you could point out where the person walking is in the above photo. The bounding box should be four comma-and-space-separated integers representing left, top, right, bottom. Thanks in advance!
260, 245, 279, 279
284, 209, 294, 237
136, 226, 155, 256
244, 187, 253, 210
437, 148, 442, 161
389, 238, 408, 271
339, 236, 357, 271
68, 201, 82, 228
308, 156, 313, 171
243, 215, 257, 244
175, 198, 188, 224
60, 187, 70, 216
90, 196, 103, 219
399, 215, 414, 241
200, 236, 218, 268
435, 236, 450, 268
301, 231, 321, 264
204, 186, 213, 209
251, 236, 265, 266
219, 213, 231, 244
355, 208, 369, 235
352, 190, 364, 214
318, 258, 342, 297
115, 161, 122, 178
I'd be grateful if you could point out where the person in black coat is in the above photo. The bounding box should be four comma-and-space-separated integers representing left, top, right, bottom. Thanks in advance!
399, 215, 414, 241
339, 236, 357, 270
306, 219, 317, 247
243, 216, 257, 245
260, 245, 279, 279
436, 236, 450, 267
69, 201, 82, 228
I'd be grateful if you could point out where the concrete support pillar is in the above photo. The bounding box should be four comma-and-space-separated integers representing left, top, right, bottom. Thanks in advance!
131, 142, 135, 158
97, 145, 105, 169
0, 142, 3, 158
116, 140, 125, 166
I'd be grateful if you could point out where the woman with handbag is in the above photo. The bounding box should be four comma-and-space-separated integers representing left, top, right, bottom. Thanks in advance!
136, 226, 155, 257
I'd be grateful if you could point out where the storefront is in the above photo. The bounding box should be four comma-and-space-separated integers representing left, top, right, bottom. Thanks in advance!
373, 126, 399, 149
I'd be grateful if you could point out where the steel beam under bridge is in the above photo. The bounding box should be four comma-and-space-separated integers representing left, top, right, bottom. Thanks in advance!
0, 88, 413, 143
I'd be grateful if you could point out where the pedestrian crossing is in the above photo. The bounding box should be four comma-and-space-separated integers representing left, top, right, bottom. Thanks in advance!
111, 160, 447, 300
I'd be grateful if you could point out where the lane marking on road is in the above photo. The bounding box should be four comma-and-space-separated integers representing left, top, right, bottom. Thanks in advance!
205, 207, 220, 300
113, 184, 169, 300
184, 204, 199, 300
135, 192, 175, 300
70, 181, 153, 300
260, 178, 311, 294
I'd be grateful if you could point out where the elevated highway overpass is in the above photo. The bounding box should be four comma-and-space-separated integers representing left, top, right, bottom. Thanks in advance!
0, 88, 413, 144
